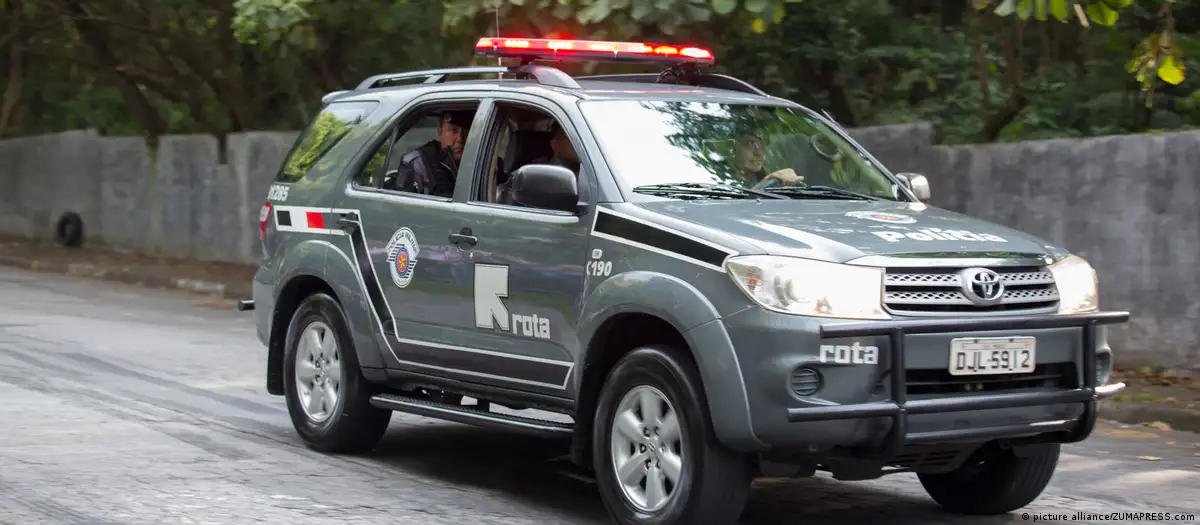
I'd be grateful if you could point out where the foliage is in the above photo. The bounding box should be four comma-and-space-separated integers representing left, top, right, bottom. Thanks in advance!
0, 0, 1198, 149
979, 0, 1186, 101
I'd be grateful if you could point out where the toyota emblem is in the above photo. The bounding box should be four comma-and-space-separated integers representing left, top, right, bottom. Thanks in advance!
960, 268, 1005, 305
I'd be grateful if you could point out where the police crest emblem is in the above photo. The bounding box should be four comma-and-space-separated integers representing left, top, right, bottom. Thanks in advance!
845, 210, 917, 224
385, 227, 420, 288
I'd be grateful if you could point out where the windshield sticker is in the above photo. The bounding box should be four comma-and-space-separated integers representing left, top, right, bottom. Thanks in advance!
845, 211, 916, 224
385, 227, 420, 288
872, 228, 1007, 243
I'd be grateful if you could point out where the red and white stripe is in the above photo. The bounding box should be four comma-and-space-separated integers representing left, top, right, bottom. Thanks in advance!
273, 206, 344, 236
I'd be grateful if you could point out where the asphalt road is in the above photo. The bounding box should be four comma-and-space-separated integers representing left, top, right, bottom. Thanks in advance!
0, 266, 1198, 525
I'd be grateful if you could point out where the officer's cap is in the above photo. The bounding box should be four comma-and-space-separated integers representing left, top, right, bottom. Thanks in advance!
441, 110, 474, 128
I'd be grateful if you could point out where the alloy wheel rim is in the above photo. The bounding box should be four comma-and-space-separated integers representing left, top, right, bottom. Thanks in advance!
295, 321, 342, 423
610, 385, 684, 513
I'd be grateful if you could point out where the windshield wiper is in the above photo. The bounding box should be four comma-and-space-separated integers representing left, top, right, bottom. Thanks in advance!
634, 182, 788, 200
763, 185, 882, 200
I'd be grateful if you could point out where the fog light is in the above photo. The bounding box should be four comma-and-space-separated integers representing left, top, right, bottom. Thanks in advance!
790, 367, 822, 397
1096, 351, 1112, 386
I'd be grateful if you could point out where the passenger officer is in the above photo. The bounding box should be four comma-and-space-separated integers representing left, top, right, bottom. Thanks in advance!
386, 110, 474, 197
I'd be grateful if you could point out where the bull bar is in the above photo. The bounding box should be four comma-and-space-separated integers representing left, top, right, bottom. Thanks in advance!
787, 311, 1131, 457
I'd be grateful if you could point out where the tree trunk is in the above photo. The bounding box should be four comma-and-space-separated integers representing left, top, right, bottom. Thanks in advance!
61, 0, 167, 139
980, 17, 1026, 141
816, 60, 857, 127
0, 1, 24, 137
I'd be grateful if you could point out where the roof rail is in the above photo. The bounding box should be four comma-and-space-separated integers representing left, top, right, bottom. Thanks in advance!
321, 90, 350, 104
575, 72, 770, 97
354, 64, 580, 91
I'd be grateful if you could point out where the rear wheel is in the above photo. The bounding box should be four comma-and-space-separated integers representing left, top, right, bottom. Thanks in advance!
918, 443, 1060, 514
592, 345, 753, 525
283, 293, 391, 454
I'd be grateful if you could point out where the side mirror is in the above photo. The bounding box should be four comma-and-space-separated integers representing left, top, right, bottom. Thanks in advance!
506, 164, 580, 212
895, 172, 931, 201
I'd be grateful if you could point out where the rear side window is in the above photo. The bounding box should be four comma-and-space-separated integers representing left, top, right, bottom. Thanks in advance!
277, 101, 379, 183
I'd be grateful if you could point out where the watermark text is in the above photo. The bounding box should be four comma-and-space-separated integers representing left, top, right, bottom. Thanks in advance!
1023, 512, 1195, 522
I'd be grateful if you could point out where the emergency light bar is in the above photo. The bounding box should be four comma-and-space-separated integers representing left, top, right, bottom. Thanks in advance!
475, 37, 715, 66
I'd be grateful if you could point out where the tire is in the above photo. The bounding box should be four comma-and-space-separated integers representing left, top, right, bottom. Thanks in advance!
918, 443, 1061, 515
592, 345, 753, 525
283, 292, 391, 454
54, 212, 84, 248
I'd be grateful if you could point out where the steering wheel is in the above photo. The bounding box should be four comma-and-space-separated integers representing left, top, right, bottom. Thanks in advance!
809, 134, 842, 162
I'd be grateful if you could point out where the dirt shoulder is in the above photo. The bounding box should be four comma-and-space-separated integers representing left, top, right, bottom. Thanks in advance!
0, 235, 256, 300
1103, 368, 1200, 433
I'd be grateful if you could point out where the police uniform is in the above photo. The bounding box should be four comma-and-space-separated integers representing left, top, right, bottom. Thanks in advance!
386, 110, 474, 198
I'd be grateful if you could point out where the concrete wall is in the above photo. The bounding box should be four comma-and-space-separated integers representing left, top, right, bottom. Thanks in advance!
850, 122, 1200, 371
1, 130, 300, 264
0, 124, 1195, 371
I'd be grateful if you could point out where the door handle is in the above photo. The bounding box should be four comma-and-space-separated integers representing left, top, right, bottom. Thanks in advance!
449, 227, 478, 247
337, 212, 360, 232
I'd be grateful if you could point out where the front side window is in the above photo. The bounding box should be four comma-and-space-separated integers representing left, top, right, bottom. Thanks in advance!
579, 100, 902, 201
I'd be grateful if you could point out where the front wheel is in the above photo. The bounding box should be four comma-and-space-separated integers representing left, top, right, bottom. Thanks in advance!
918, 443, 1061, 515
592, 345, 753, 525
283, 293, 392, 454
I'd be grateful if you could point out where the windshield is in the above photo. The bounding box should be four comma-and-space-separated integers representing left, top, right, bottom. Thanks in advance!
578, 100, 904, 201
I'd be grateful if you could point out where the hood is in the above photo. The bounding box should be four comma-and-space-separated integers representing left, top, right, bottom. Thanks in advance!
635, 199, 1066, 263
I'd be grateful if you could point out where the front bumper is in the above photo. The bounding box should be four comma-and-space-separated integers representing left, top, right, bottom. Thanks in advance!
785, 311, 1130, 457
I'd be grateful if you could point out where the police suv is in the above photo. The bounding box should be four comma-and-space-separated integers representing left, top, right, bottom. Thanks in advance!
241, 36, 1130, 525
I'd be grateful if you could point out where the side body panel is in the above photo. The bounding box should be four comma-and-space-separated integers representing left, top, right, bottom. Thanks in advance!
575, 203, 768, 449
450, 203, 586, 394
260, 97, 396, 372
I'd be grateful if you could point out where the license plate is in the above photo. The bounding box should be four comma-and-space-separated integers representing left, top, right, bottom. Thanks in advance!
948, 337, 1036, 376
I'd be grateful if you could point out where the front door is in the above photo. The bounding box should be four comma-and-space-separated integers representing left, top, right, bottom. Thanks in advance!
446, 96, 596, 396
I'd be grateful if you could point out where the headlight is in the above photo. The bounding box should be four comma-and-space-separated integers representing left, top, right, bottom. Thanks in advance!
1049, 254, 1098, 314
725, 255, 890, 320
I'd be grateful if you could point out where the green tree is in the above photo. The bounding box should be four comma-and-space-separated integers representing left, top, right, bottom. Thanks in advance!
978, 0, 1186, 100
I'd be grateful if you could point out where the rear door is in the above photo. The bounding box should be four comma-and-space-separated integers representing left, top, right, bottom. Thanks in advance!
335, 92, 497, 378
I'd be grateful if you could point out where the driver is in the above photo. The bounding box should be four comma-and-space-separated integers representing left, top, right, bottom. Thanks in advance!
731, 133, 803, 189
385, 109, 473, 197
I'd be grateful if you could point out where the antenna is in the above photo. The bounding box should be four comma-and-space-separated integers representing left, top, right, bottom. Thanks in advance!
494, 7, 502, 74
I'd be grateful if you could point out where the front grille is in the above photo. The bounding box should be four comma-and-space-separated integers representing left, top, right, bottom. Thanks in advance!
883, 265, 1059, 315
906, 362, 1077, 395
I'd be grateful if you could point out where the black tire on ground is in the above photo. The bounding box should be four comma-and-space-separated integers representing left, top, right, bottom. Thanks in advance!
283, 292, 391, 454
54, 212, 84, 248
918, 443, 1061, 515
592, 344, 754, 525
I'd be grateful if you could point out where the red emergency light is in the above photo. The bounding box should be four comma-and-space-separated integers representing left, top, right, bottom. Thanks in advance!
475, 37, 715, 66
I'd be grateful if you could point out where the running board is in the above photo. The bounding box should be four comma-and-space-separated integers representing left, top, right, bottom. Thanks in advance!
369, 393, 574, 438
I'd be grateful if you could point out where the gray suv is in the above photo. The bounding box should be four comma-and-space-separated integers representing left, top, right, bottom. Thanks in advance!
240, 37, 1130, 525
